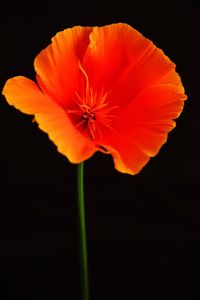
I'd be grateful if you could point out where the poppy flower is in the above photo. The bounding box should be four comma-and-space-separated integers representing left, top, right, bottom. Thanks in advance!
2, 23, 187, 175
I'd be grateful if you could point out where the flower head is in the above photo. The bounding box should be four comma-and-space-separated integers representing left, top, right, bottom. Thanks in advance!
2, 23, 187, 174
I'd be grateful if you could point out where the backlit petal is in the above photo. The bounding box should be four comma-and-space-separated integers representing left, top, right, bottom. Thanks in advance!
105, 141, 151, 175
2, 76, 96, 163
109, 49, 184, 109
35, 26, 92, 108
99, 84, 187, 174
115, 84, 187, 127
83, 23, 145, 93
83, 23, 183, 109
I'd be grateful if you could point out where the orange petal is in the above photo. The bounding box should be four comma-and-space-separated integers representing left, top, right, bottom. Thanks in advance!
34, 26, 92, 108
105, 141, 151, 175
109, 50, 184, 110
2, 76, 96, 163
99, 84, 187, 174
115, 84, 187, 126
83, 23, 183, 109
83, 23, 145, 93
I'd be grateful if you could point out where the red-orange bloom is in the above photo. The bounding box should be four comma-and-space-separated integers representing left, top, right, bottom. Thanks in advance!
2, 23, 187, 174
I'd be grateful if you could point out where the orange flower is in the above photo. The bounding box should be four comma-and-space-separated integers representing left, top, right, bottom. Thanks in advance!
2, 23, 187, 175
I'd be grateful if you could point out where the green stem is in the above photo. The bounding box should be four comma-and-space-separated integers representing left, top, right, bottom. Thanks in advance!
77, 162, 89, 300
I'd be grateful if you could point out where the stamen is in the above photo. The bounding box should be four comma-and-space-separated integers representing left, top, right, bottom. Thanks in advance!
78, 61, 89, 99
67, 63, 118, 141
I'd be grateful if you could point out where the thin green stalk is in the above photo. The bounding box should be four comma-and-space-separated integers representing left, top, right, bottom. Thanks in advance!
77, 162, 89, 300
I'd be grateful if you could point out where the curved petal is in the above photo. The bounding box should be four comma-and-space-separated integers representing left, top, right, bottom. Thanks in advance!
34, 26, 92, 108
109, 50, 184, 110
2, 76, 96, 163
105, 141, 151, 175
83, 23, 182, 109
99, 84, 187, 174
83, 23, 148, 93
115, 84, 187, 127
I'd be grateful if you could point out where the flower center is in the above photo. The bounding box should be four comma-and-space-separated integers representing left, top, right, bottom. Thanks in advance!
67, 63, 117, 141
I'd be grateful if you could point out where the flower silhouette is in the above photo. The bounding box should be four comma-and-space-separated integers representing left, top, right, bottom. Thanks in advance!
2, 23, 187, 174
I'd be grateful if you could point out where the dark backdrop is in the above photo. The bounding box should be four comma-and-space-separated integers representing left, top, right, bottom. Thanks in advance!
0, 0, 199, 299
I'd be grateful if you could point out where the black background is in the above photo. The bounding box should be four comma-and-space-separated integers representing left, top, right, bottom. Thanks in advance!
0, 0, 199, 299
